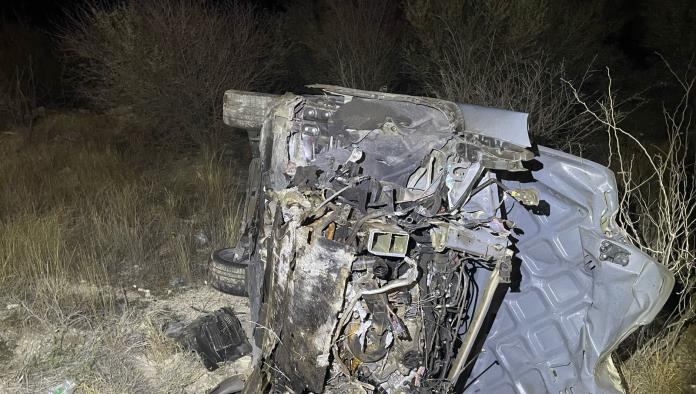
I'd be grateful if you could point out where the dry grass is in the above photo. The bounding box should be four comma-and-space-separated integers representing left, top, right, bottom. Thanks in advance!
620, 325, 696, 393
0, 108, 245, 318
0, 109, 248, 392
0, 285, 251, 393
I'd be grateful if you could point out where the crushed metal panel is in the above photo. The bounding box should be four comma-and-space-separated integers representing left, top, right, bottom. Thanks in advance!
251, 196, 297, 361
465, 147, 674, 393
308, 84, 465, 132
458, 104, 531, 148
272, 235, 355, 393
322, 96, 454, 185
248, 188, 306, 365
222, 90, 278, 129
269, 95, 303, 190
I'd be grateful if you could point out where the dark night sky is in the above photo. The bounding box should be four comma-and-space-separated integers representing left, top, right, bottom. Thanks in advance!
0, 0, 668, 67
1, 0, 287, 29
1, 0, 73, 28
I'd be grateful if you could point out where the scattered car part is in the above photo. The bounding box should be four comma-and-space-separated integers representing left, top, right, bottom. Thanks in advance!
209, 247, 249, 297
196, 307, 251, 371
166, 307, 251, 371
217, 85, 673, 393
366, 223, 410, 257
48, 379, 77, 394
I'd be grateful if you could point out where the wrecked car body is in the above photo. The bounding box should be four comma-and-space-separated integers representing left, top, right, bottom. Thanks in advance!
220, 85, 674, 393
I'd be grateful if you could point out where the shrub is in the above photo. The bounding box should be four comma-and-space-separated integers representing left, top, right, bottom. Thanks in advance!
403, 0, 608, 150
61, 0, 287, 148
292, 0, 402, 91
0, 61, 36, 130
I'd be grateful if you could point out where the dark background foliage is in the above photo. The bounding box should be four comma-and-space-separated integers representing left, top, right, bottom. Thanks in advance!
1, 0, 694, 148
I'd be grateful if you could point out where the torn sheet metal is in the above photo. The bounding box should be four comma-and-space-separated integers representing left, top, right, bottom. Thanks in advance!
272, 235, 354, 393
458, 104, 530, 148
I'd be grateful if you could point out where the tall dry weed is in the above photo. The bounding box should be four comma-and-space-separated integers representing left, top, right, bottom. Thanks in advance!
0, 112, 244, 311
569, 62, 696, 392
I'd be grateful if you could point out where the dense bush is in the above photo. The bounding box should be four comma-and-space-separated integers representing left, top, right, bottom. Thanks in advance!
403, 0, 608, 150
61, 0, 287, 148
289, 0, 402, 91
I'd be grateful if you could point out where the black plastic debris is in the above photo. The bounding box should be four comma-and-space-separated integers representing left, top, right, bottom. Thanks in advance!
166, 307, 251, 371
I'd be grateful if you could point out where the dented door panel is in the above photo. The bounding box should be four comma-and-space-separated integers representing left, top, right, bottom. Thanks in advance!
466, 147, 674, 393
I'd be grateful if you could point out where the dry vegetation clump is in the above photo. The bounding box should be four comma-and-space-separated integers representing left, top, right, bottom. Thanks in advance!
403, 0, 608, 151
0, 62, 36, 131
291, 0, 402, 91
0, 20, 61, 131
619, 325, 696, 394
61, 0, 287, 148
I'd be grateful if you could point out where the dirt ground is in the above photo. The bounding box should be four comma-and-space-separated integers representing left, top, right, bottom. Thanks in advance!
0, 284, 252, 393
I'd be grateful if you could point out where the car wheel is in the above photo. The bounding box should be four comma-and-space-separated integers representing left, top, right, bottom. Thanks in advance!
209, 248, 249, 297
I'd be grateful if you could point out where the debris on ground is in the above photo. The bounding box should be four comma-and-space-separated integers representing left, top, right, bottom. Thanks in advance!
0, 285, 253, 394
165, 307, 251, 371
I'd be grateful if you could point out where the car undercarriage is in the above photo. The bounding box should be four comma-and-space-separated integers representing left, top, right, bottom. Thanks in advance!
218, 85, 674, 393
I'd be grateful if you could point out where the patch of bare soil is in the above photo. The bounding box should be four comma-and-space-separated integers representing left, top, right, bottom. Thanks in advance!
0, 285, 252, 393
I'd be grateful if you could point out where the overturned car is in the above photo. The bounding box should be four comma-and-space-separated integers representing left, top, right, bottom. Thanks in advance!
214, 85, 674, 393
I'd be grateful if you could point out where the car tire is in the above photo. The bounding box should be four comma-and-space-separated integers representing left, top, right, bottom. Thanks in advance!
209, 248, 249, 297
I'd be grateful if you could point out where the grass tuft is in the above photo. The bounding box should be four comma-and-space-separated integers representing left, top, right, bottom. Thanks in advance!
621, 325, 696, 393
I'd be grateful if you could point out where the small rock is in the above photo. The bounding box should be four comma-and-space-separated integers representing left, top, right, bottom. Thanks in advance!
137, 288, 152, 298
193, 230, 209, 246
